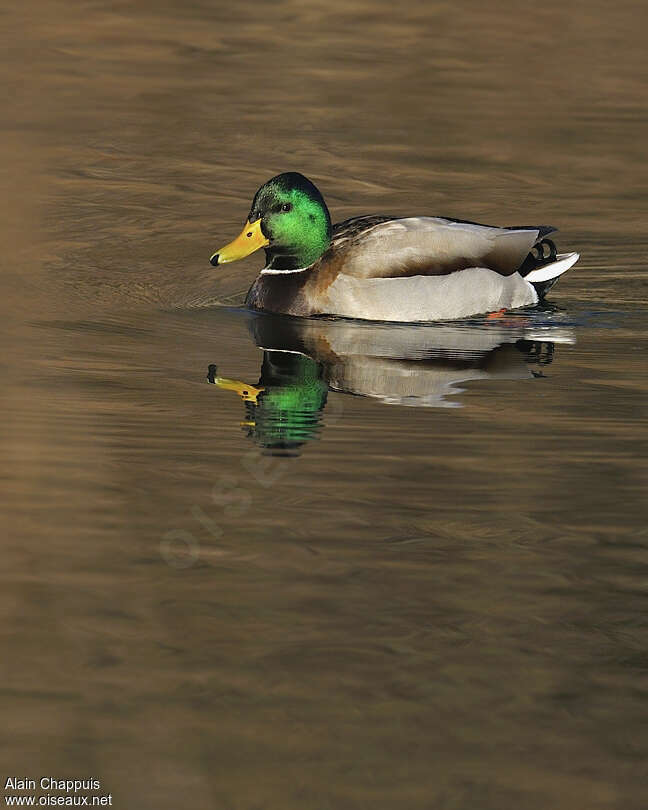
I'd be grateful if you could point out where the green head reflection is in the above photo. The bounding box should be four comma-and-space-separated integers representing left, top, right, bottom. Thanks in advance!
207, 352, 328, 455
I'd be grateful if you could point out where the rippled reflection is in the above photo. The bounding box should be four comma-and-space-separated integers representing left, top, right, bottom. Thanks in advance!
207, 352, 328, 455
208, 311, 574, 453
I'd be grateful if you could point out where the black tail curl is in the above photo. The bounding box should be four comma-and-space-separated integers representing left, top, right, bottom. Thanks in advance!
518, 238, 558, 277
517, 237, 562, 298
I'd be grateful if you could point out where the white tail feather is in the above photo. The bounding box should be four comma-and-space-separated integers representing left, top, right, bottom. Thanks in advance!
525, 252, 579, 283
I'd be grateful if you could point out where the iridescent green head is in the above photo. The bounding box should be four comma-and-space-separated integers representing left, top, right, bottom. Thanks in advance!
210, 172, 332, 271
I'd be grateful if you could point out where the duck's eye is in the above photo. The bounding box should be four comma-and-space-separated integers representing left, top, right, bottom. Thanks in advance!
281, 202, 292, 212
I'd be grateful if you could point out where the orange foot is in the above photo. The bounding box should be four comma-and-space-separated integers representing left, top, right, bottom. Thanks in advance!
486, 308, 529, 327
486, 308, 508, 320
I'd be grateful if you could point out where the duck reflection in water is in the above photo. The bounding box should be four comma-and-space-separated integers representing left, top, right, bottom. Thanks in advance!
207, 312, 573, 455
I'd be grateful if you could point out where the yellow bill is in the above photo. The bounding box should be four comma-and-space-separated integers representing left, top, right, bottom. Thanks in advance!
212, 377, 265, 404
210, 219, 269, 266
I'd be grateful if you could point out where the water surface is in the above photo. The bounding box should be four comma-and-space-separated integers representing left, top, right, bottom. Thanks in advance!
1, 1, 647, 808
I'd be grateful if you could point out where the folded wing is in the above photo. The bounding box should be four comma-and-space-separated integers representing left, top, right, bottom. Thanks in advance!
330, 216, 554, 280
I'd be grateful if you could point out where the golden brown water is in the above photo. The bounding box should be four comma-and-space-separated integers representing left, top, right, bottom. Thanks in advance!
2, 1, 647, 807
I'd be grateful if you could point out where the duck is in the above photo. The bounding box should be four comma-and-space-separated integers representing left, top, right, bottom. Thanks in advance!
209, 172, 579, 323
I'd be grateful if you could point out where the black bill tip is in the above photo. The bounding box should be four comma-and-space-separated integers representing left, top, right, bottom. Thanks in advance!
210, 254, 219, 267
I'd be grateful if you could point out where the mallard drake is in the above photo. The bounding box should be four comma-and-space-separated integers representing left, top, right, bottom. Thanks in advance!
210, 172, 579, 322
